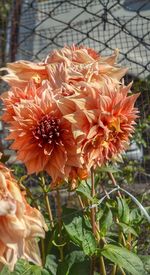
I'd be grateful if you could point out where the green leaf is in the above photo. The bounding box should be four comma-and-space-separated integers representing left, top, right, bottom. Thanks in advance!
82, 231, 97, 255
117, 197, 130, 224
70, 260, 90, 275
118, 222, 138, 237
96, 208, 104, 221
56, 262, 68, 275
119, 188, 150, 223
100, 208, 113, 236
140, 255, 150, 274
45, 255, 57, 275
0, 266, 11, 275
11, 259, 44, 275
130, 208, 143, 224
63, 214, 83, 246
57, 251, 90, 275
41, 270, 50, 275
76, 180, 93, 201
63, 209, 97, 255
101, 244, 145, 275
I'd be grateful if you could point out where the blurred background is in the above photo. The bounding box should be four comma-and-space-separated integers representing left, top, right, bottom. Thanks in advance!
0, 0, 150, 190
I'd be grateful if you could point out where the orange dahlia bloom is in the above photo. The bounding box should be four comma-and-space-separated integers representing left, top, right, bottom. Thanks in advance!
6, 87, 81, 182
0, 161, 47, 271
62, 82, 139, 170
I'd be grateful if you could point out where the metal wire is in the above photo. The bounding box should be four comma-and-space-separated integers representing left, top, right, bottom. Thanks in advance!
0, 0, 150, 185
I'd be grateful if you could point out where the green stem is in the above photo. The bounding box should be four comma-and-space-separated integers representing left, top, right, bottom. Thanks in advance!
111, 265, 117, 275
91, 167, 96, 236
108, 172, 122, 197
100, 256, 107, 275
41, 239, 45, 266
56, 189, 64, 261
119, 266, 126, 275
40, 174, 54, 228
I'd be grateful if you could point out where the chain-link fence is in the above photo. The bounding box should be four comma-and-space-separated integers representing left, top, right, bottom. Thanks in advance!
3, 0, 150, 77
0, 0, 150, 186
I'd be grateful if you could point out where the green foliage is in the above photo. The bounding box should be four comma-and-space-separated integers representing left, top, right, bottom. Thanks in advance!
100, 207, 113, 236
101, 244, 145, 275
63, 208, 97, 255
0, 259, 49, 275
117, 197, 130, 224
44, 255, 57, 275
57, 251, 90, 275
76, 180, 93, 201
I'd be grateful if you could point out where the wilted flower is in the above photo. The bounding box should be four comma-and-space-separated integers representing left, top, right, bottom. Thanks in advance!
0, 160, 47, 271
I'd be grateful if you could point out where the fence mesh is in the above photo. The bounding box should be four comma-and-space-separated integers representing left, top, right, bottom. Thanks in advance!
0, 0, 150, 187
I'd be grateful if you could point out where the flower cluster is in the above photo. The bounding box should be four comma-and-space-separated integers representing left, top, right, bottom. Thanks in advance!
0, 157, 47, 271
1, 45, 139, 187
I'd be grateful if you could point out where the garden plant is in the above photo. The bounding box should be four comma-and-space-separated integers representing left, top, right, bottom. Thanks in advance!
0, 46, 150, 275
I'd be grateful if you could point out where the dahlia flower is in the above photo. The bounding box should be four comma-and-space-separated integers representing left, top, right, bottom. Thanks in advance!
1, 45, 139, 185
5, 86, 81, 182
62, 82, 139, 170
1, 45, 127, 101
0, 160, 47, 271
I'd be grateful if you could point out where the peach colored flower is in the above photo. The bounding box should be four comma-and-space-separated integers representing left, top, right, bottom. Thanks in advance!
0, 161, 47, 271
6, 87, 81, 183
1, 46, 127, 101
44, 47, 127, 99
1, 60, 47, 90
63, 82, 139, 170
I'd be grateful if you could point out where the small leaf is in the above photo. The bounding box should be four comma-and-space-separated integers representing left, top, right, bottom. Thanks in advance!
82, 231, 97, 255
0, 266, 11, 275
11, 259, 44, 275
118, 222, 138, 237
57, 251, 90, 275
76, 180, 93, 201
117, 197, 130, 224
140, 255, 150, 274
63, 209, 97, 255
119, 187, 150, 223
100, 208, 113, 236
45, 255, 57, 275
96, 208, 104, 221
101, 244, 145, 275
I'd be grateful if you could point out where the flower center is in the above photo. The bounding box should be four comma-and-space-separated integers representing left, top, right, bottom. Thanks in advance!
32, 115, 61, 147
